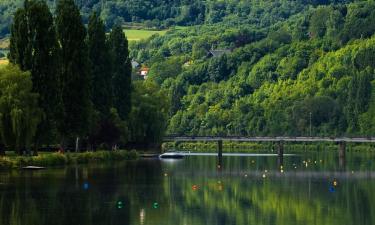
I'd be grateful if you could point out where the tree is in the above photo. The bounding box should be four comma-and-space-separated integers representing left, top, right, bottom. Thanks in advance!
308, 7, 331, 38
88, 108, 129, 150
129, 80, 169, 146
87, 12, 112, 117
9, 0, 60, 151
346, 69, 372, 133
0, 65, 41, 155
108, 24, 132, 120
208, 54, 229, 82
56, 0, 91, 150
8, 6, 30, 70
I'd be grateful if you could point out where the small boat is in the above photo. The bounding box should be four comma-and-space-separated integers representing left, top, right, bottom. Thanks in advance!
22, 166, 46, 170
159, 152, 185, 159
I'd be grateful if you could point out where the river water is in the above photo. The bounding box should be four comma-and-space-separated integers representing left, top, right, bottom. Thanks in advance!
0, 150, 374, 225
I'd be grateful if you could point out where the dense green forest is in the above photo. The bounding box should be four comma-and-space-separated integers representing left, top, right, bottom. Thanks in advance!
126, 0, 375, 137
0, 0, 353, 38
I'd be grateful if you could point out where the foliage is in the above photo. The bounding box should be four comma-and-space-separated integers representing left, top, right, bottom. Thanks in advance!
8, 0, 60, 147
127, 0, 375, 137
129, 80, 170, 145
109, 24, 132, 121
88, 12, 112, 117
0, 65, 41, 154
56, 0, 91, 139
2, 0, 375, 154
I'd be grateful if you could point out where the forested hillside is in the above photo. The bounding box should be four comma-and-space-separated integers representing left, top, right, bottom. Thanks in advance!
128, 0, 375, 137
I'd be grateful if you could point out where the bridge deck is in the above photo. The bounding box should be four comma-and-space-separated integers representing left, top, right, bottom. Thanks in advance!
163, 137, 375, 143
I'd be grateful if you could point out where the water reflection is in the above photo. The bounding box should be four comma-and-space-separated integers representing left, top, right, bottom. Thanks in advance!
0, 151, 374, 225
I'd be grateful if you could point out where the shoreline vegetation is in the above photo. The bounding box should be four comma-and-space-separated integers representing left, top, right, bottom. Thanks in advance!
162, 142, 375, 153
0, 150, 138, 170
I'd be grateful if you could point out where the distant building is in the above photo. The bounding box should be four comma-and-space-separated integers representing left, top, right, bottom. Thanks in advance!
139, 67, 149, 79
131, 60, 140, 69
206, 49, 232, 58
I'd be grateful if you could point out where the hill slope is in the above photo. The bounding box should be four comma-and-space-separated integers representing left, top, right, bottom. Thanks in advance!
128, 0, 375, 136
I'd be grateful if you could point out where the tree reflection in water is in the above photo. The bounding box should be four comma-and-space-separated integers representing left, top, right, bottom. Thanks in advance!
0, 151, 374, 225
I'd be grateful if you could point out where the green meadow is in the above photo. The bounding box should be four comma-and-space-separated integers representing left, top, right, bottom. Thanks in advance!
123, 29, 168, 41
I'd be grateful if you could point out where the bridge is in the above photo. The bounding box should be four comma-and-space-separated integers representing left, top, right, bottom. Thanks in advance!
163, 136, 375, 143
163, 136, 375, 163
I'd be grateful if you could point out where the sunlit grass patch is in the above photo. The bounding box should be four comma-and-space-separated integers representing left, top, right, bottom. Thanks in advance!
0, 59, 8, 67
123, 29, 168, 41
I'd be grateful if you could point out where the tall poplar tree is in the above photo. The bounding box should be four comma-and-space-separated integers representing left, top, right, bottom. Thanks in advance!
56, 0, 90, 149
108, 24, 132, 120
8, 7, 30, 70
9, 0, 60, 151
87, 12, 112, 117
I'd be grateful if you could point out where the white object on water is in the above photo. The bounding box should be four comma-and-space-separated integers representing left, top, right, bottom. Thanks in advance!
22, 166, 46, 170
159, 152, 185, 159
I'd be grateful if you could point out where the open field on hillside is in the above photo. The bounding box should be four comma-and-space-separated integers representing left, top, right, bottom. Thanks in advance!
123, 29, 168, 41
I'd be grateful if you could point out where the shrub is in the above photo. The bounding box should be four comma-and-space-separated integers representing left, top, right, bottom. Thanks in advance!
0, 157, 15, 169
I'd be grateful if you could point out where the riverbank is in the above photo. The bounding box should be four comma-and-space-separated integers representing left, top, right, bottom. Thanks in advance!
0, 150, 138, 170
163, 141, 375, 153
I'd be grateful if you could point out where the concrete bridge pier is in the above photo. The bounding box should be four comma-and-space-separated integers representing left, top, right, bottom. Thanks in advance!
276, 141, 284, 167
277, 141, 284, 157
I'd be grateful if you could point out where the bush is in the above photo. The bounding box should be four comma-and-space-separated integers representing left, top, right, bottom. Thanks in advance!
72, 150, 138, 164
14, 153, 68, 167
0, 157, 15, 169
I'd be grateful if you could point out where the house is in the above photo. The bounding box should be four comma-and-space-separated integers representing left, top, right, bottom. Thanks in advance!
206, 49, 232, 58
139, 67, 149, 79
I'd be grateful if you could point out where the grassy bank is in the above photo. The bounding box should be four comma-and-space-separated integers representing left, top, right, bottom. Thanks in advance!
0, 150, 138, 170
163, 141, 375, 153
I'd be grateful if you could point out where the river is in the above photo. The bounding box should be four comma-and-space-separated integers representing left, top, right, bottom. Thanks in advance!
0, 150, 374, 225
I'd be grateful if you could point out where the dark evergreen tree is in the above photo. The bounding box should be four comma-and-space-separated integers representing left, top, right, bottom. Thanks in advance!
56, 0, 91, 148
9, 0, 60, 151
87, 12, 112, 117
8, 6, 30, 70
108, 24, 132, 120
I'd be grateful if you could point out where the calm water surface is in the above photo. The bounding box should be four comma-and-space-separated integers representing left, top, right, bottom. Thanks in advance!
0, 150, 375, 225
